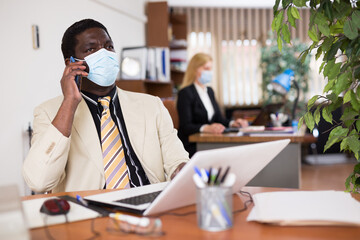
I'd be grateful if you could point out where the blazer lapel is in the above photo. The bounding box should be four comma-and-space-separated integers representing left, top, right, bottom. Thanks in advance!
116, 88, 145, 160
72, 99, 104, 176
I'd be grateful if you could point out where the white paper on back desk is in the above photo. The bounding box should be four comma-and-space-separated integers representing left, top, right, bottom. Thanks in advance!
22, 197, 100, 229
247, 190, 360, 226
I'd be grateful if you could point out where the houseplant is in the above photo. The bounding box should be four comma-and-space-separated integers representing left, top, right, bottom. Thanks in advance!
273, 0, 360, 192
260, 34, 311, 120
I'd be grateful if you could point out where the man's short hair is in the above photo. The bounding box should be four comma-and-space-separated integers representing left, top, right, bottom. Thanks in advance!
61, 19, 111, 60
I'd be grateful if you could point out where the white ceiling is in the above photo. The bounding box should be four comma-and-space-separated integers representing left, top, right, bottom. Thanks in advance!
167, 0, 276, 8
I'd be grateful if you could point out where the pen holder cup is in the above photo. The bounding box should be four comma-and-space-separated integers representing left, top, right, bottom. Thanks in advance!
196, 186, 233, 231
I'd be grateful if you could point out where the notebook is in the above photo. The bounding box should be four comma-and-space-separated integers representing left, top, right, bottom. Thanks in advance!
85, 139, 290, 216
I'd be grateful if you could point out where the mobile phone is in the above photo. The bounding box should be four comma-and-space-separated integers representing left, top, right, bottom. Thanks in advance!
69, 56, 82, 90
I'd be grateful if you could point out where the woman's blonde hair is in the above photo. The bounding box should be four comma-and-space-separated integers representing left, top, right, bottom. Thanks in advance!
180, 53, 212, 89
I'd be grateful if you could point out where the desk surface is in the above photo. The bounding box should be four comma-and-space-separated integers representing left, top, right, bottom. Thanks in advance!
189, 133, 316, 143
23, 187, 360, 240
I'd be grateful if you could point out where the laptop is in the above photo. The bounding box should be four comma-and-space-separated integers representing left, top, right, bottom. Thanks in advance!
85, 139, 290, 216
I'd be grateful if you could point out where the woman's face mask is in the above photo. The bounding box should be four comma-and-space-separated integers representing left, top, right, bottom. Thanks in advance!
81, 48, 120, 87
199, 70, 213, 85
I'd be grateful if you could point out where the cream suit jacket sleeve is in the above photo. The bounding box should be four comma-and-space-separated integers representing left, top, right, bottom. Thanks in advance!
23, 87, 189, 193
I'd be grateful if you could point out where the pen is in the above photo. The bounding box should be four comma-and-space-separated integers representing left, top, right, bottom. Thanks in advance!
217, 200, 232, 226
207, 167, 212, 185
193, 174, 206, 188
194, 166, 202, 178
200, 168, 208, 183
210, 204, 227, 228
210, 168, 218, 185
220, 166, 230, 184
213, 167, 222, 185
76, 194, 88, 207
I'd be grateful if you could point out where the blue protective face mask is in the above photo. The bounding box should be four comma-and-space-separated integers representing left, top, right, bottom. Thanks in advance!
83, 48, 120, 87
199, 70, 213, 85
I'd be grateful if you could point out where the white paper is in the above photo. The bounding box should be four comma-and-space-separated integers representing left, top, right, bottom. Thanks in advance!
247, 191, 360, 226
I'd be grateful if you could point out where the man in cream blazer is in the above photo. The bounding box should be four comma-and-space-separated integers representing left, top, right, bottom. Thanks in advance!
23, 19, 189, 193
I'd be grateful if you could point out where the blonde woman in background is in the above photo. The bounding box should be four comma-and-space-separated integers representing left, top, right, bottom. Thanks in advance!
176, 53, 248, 157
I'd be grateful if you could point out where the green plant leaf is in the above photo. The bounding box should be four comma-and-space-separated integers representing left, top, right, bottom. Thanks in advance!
350, 91, 360, 111
321, 36, 334, 51
307, 95, 318, 110
318, 23, 330, 37
355, 177, 360, 186
341, 107, 357, 128
287, 8, 296, 28
324, 126, 349, 152
326, 92, 338, 103
323, 59, 335, 77
324, 1, 333, 21
343, 90, 352, 103
327, 62, 341, 80
345, 173, 352, 192
273, 10, 284, 33
282, 0, 291, 8
351, 10, 360, 29
293, 0, 307, 7
291, 6, 301, 19
315, 46, 323, 60
356, 120, 360, 132
282, 24, 291, 43
340, 107, 358, 122
304, 111, 315, 131
334, 71, 351, 96
308, 27, 319, 42
314, 107, 321, 125
344, 19, 358, 40
325, 40, 342, 61
340, 136, 349, 151
346, 135, 360, 156
319, 61, 326, 74
355, 163, 360, 173
298, 116, 304, 130
330, 21, 344, 35
277, 35, 283, 52
323, 79, 335, 93
273, 0, 281, 14
322, 106, 333, 124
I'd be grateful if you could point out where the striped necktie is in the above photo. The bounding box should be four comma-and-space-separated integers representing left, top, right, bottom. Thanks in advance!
98, 96, 130, 189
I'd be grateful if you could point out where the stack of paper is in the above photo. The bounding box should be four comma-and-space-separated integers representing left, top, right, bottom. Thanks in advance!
247, 191, 360, 226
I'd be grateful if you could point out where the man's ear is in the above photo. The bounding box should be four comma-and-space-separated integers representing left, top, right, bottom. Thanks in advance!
64, 58, 70, 66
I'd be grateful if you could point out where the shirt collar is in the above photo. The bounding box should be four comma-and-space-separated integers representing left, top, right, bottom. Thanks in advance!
81, 86, 117, 105
194, 82, 208, 94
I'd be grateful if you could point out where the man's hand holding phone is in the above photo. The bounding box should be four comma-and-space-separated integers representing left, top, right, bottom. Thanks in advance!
53, 58, 88, 137
61, 57, 88, 105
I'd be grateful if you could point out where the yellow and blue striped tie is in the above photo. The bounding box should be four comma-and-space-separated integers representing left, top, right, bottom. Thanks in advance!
99, 96, 130, 189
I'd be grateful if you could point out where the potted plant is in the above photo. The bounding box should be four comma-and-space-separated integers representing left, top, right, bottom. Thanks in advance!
273, 0, 360, 192
260, 33, 311, 120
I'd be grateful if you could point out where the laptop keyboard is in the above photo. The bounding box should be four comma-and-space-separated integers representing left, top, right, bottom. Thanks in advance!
114, 191, 162, 206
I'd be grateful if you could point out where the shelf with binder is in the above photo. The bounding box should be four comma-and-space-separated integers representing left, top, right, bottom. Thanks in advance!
116, 79, 173, 99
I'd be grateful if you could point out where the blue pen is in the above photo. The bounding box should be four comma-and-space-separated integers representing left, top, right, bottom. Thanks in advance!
217, 200, 232, 226
76, 194, 88, 207
194, 166, 202, 178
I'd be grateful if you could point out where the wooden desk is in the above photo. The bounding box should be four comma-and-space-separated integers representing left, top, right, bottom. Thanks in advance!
189, 133, 317, 189
23, 187, 360, 240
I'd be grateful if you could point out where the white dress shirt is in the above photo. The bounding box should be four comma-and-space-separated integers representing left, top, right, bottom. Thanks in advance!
194, 83, 215, 132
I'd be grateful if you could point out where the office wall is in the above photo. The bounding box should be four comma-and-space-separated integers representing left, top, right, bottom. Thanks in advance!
0, 0, 147, 196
